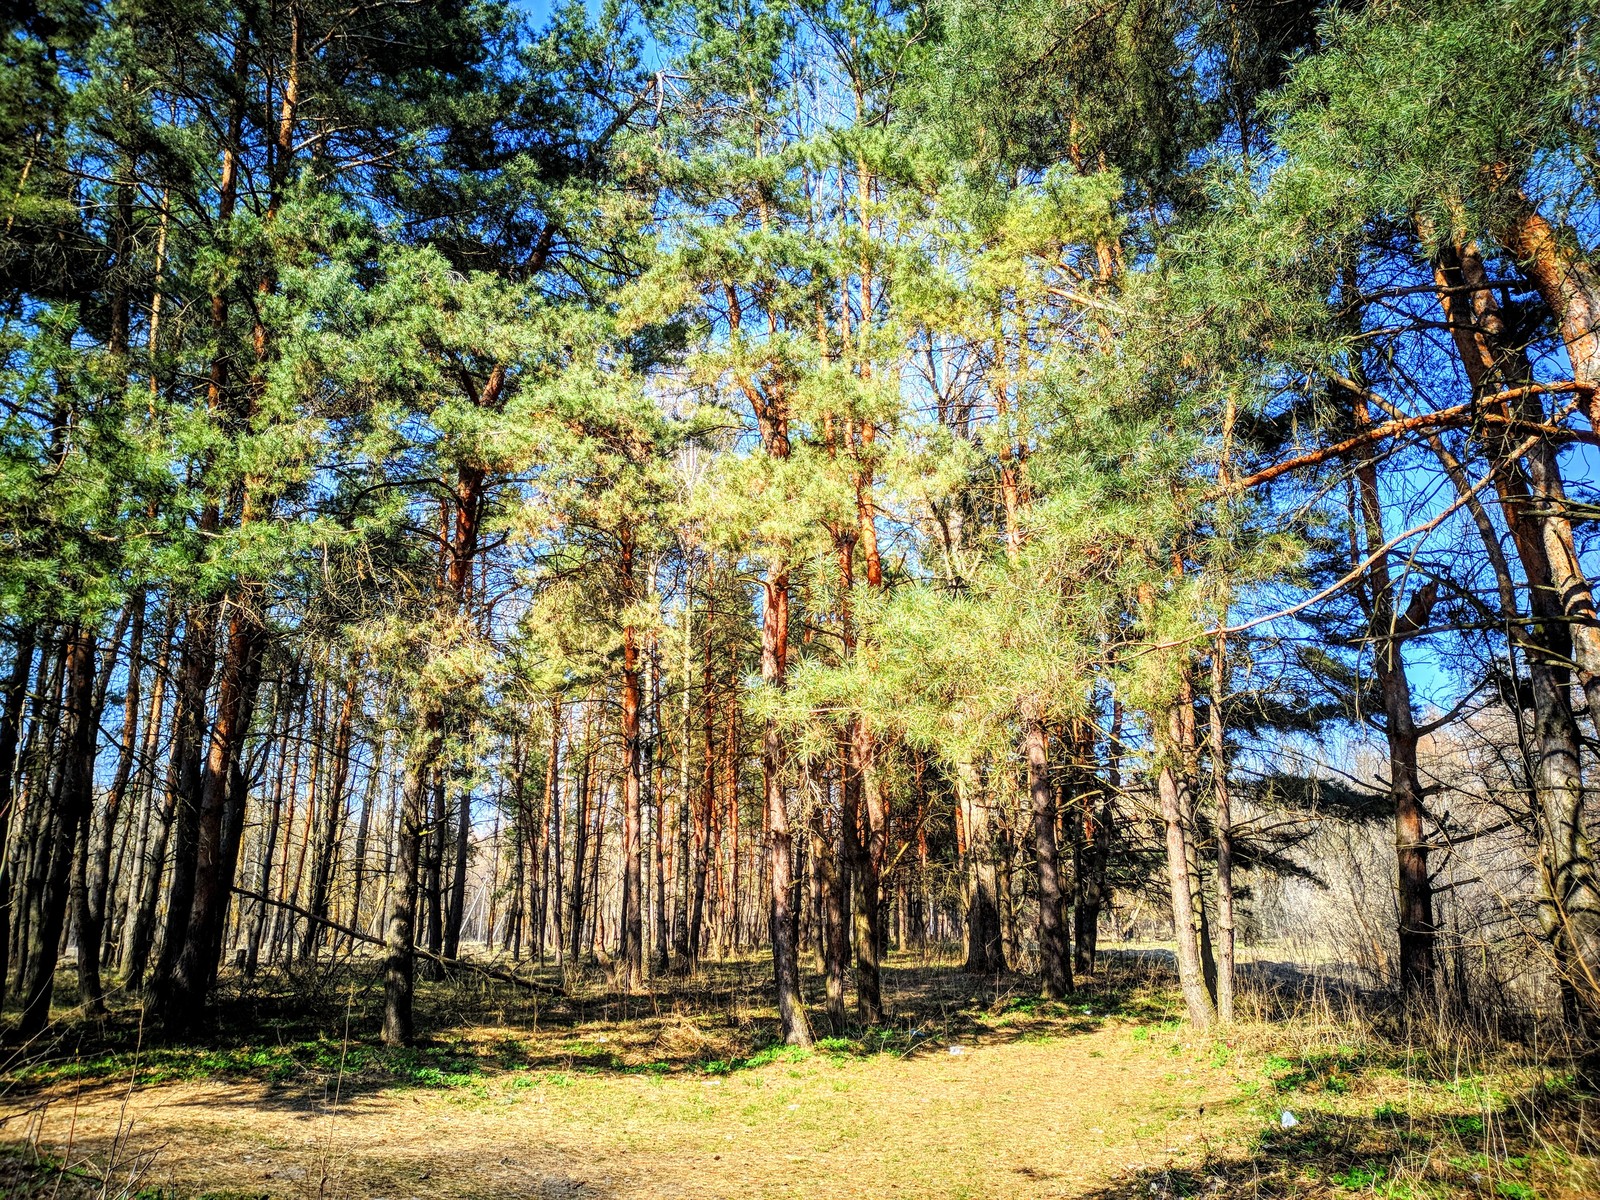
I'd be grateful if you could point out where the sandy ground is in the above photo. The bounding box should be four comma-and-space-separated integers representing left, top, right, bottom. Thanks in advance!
0, 1020, 1251, 1199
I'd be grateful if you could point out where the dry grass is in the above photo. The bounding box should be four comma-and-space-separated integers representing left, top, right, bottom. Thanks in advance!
0, 949, 1593, 1199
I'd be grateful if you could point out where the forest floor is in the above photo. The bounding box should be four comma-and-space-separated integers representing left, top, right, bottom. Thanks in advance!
0, 950, 1593, 1200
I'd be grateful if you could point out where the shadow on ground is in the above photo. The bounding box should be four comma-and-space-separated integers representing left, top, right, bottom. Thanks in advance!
1069, 1041, 1598, 1199
0, 1143, 617, 1200
0, 947, 1185, 1105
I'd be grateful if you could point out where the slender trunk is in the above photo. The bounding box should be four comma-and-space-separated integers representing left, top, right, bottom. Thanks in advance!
828, 503, 882, 1019
586, 778, 605, 961
114, 608, 173, 983
542, 703, 560, 964
384, 705, 441, 1046
444, 780, 471, 959
845, 719, 882, 1021
725, 687, 740, 953
549, 711, 564, 966
247, 687, 296, 977
1025, 711, 1070, 999
303, 669, 357, 960
1183, 818, 1218, 1001
348, 731, 382, 954
819, 784, 844, 1017
158, 597, 265, 1024
11, 632, 65, 991
826, 754, 850, 1026
1074, 710, 1114, 976
914, 756, 931, 947
507, 783, 525, 959
77, 596, 144, 1014
80, 177, 142, 986
567, 740, 591, 968
1352, 411, 1437, 999
1158, 759, 1216, 1027
1207, 644, 1236, 1023
1341, 268, 1437, 1000
273, 685, 319, 966
673, 586, 693, 966
650, 638, 669, 973
148, 600, 219, 998
743, 367, 810, 1043
957, 757, 1004, 973
423, 769, 446, 969
689, 632, 716, 964
0, 624, 36, 1011
149, 23, 246, 1000
763, 565, 809, 1044
120, 744, 177, 988
619, 536, 643, 989
851, 717, 885, 1021
1430, 234, 1599, 1004
18, 626, 96, 1040
1156, 698, 1216, 1028
998, 817, 1017, 966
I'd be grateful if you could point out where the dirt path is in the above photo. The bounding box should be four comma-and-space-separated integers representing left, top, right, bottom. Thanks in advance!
2, 1021, 1250, 1199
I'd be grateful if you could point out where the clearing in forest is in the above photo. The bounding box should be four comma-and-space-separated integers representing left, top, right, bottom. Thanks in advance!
0, 956, 1592, 1200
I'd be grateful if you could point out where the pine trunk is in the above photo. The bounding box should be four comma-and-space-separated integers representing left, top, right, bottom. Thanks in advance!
1157, 708, 1216, 1029
17, 625, 96, 1040
384, 705, 441, 1046
0, 624, 37, 1011
1025, 713, 1070, 999
957, 758, 1004, 974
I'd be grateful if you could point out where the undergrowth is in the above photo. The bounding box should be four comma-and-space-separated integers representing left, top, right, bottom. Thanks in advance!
0, 950, 1595, 1198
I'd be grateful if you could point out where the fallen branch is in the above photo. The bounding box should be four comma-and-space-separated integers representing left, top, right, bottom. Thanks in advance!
230, 888, 567, 997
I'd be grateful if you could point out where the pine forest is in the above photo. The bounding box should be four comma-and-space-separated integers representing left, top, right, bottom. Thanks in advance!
1, 1, 1599, 1196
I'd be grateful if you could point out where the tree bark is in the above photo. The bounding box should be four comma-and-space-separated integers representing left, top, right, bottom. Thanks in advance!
114, 606, 174, 983
762, 565, 809, 1044
672, 584, 694, 967
303, 669, 358, 960
157, 595, 265, 1024
567, 738, 591, 968
247, 682, 297, 976
147, 22, 246, 1001
17, 625, 96, 1040
649, 636, 668, 973
850, 716, 884, 1022
1431, 232, 1600, 1009
827, 747, 851, 1026
423, 768, 447, 970
689, 623, 716, 964
957, 757, 1004, 973
383, 704, 441, 1046
1208, 638, 1237, 1023
77, 594, 145, 1014
1350, 393, 1437, 999
348, 729, 382, 953
1157, 743, 1216, 1029
1152, 663, 1217, 1030
0, 624, 36, 1012
619, 534, 643, 990
541, 702, 560, 963
1025, 711, 1071, 999
814, 774, 846, 1022
1074, 709, 1115, 977
147, 599, 219, 1000
443, 776, 471, 960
